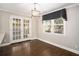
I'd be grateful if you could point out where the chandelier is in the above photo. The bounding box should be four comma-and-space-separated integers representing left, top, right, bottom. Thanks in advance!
31, 3, 40, 17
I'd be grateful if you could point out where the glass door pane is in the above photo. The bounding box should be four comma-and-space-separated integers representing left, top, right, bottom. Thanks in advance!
13, 18, 21, 40
23, 20, 29, 38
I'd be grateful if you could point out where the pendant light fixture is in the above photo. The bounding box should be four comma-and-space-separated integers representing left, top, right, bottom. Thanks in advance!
31, 3, 40, 17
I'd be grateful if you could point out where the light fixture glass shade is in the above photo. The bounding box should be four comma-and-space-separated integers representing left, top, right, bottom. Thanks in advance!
32, 10, 40, 17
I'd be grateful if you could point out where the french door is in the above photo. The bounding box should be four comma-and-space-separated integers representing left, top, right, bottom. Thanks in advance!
9, 16, 30, 43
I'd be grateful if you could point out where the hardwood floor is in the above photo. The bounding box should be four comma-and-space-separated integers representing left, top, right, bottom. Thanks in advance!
0, 39, 78, 56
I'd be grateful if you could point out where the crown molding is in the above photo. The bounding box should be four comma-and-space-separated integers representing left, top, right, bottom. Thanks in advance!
42, 4, 79, 15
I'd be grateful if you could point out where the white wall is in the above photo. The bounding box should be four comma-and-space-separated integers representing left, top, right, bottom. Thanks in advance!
37, 5, 79, 51
0, 13, 2, 32
31, 17, 39, 38
0, 11, 10, 43
0, 11, 28, 43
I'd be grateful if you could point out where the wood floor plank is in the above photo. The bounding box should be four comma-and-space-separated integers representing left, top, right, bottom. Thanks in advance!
0, 39, 78, 56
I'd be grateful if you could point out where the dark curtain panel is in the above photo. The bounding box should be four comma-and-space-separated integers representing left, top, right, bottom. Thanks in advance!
42, 9, 67, 21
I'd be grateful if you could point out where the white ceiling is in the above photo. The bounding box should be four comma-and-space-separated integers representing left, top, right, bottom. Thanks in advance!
0, 3, 73, 17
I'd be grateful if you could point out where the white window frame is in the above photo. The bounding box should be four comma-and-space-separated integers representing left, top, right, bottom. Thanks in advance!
42, 18, 66, 35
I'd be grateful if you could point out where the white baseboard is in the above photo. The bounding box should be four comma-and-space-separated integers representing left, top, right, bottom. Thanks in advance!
0, 38, 37, 47
0, 43, 11, 47
0, 38, 79, 55
38, 38, 79, 55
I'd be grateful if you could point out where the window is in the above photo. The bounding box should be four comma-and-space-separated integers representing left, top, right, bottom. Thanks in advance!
43, 20, 51, 32
42, 9, 67, 34
43, 17, 64, 34
54, 17, 64, 34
